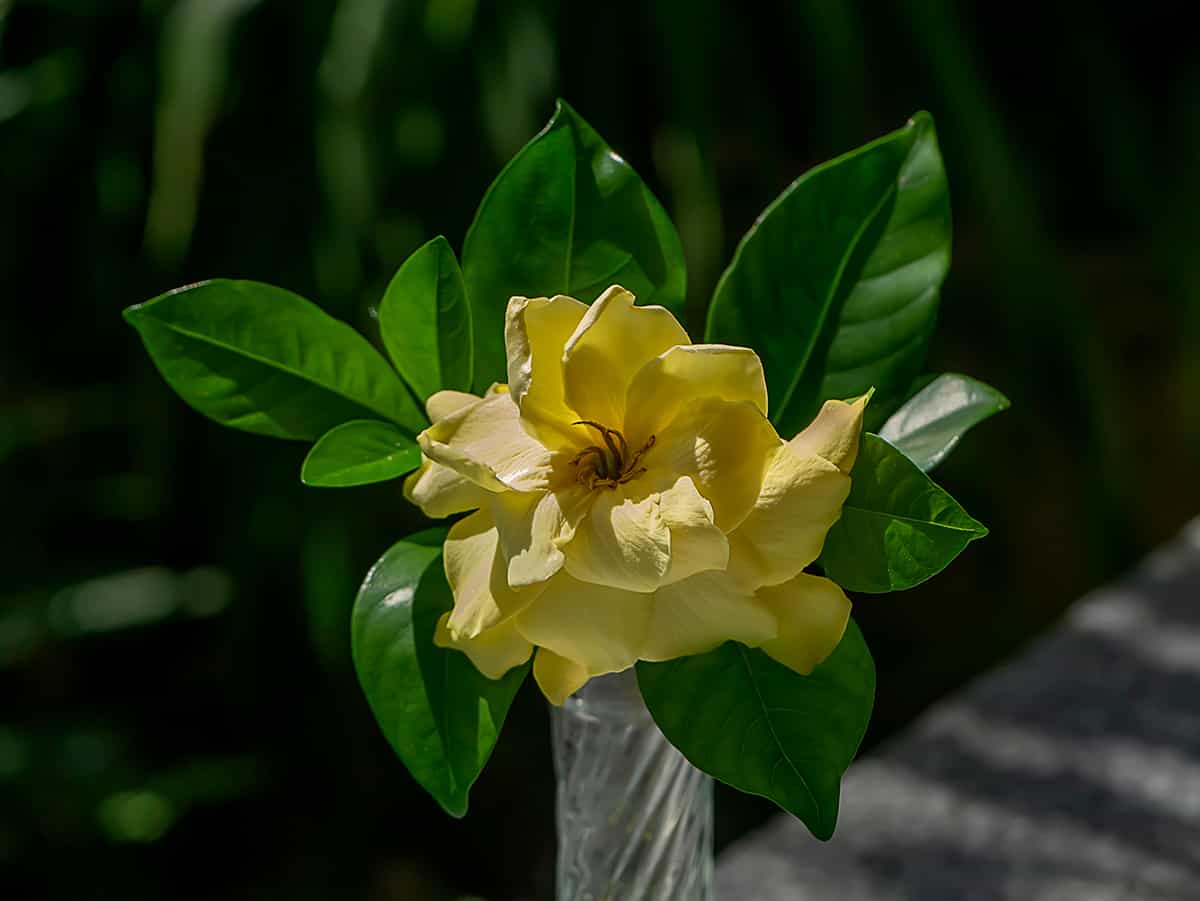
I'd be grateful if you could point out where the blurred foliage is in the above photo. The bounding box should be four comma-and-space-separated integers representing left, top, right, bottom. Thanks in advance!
1, 0, 1197, 898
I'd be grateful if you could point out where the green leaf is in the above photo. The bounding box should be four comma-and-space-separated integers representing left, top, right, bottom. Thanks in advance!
301, 419, 423, 487
820, 433, 987, 593
879, 373, 1010, 471
706, 112, 950, 437
637, 621, 875, 841
378, 235, 473, 399
462, 99, 687, 391
351, 530, 528, 817
124, 280, 425, 440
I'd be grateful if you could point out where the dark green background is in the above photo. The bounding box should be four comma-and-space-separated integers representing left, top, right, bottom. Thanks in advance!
2, 1, 1197, 898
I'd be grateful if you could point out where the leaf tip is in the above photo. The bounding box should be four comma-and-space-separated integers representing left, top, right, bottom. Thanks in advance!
124, 279, 226, 325
550, 97, 594, 137
810, 814, 838, 842
907, 109, 936, 132
425, 233, 452, 253
539, 97, 574, 137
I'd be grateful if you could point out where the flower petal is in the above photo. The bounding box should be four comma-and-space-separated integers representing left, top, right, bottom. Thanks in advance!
403, 459, 492, 518
640, 570, 777, 662
562, 474, 728, 592
756, 573, 851, 675
787, 392, 870, 474
562, 285, 690, 430
533, 647, 590, 705
405, 391, 498, 518
425, 389, 481, 422
515, 574, 651, 676
435, 612, 533, 680
647, 398, 780, 532
489, 485, 591, 588
444, 510, 541, 639
562, 483, 669, 592
505, 295, 588, 449
623, 344, 768, 448
418, 392, 553, 492
658, 475, 729, 585
725, 446, 850, 588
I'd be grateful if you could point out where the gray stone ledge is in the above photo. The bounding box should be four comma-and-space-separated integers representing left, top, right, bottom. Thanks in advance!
717, 517, 1200, 901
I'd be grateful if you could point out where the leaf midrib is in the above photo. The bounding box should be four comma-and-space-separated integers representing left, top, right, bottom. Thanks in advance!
885, 384, 1007, 448
773, 183, 899, 425
308, 452, 418, 483
890, 408, 992, 448
736, 645, 822, 825
135, 311, 407, 429
842, 503, 985, 534
562, 124, 577, 293
439, 642, 460, 802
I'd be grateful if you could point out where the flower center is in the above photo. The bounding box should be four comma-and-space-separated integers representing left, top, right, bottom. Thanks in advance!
569, 420, 655, 490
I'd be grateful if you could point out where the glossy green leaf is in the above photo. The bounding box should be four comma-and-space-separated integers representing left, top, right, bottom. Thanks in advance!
637, 621, 875, 841
462, 99, 686, 390
301, 419, 422, 487
820, 434, 987, 593
351, 530, 527, 817
124, 280, 425, 440
879, 373, 1010, 471
378, 235, 473, 399
707, 112, 950, 437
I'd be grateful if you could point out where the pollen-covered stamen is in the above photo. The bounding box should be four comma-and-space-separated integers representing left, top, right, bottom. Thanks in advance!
569, 421, 655, 489
622, 433, 655, 475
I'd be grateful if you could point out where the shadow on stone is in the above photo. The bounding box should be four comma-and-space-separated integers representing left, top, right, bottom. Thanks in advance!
717, 520, 1200, 901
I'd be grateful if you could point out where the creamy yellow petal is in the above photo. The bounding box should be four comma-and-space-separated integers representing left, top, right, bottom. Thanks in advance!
425, 389, 481, 422
757, 573, 851, 675
725, 446, 850, 589
787, 392, 870, 474
403, 459, 491, 518
562, 285, 691, 429
444, 510, 541, 639
515, 574, 651, 675
640, 570, 777, 662
505, 295, 588, 450
435, 612, 533, 680
562, 483, 670, 592
657, 476, 729, 585
646, 398, 780, 532
533, 647, 590, 706
561, 473, 728, 592
489, 485, 591, 588
623, 344, 768, 448
418, 392, 553, 492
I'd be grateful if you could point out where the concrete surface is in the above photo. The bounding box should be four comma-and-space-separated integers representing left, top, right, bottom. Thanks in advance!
717, 517, 1200, 901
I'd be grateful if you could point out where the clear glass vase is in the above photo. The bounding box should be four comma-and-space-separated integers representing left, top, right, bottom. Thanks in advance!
550, 669, 714, 901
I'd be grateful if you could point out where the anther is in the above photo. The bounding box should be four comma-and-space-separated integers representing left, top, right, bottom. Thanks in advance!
570, 421, 655, 489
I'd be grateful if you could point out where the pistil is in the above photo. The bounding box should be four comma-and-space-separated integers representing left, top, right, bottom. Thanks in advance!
570, 421, 655, 490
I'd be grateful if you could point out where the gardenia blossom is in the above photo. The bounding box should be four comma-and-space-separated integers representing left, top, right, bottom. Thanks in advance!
404, 285, 867, 704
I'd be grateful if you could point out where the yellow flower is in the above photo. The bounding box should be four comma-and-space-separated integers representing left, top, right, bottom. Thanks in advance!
404, 285, 867, 704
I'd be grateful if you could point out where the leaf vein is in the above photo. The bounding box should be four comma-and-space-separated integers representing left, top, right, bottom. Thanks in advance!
141, 316, 406, 428
736, 645, 820, 820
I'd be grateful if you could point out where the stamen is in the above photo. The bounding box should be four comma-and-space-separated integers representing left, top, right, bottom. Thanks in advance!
599, 428, 623, 465
572, 420, 610, 437
570, 421, 655, 490
569, 446, 606, 468
624, 434, 655, 472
